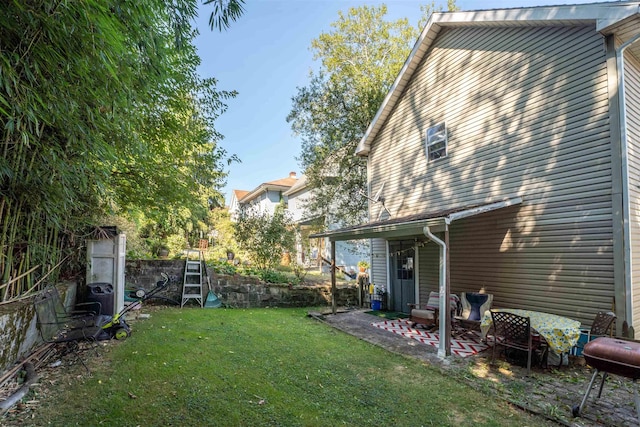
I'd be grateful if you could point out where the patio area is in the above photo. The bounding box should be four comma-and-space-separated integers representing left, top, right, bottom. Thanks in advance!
310, 309, 639, 427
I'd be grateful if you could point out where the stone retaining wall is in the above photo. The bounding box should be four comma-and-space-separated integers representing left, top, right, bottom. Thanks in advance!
0, 261, 358, 373
0, 282, 77, 374
125, 260, 358, 308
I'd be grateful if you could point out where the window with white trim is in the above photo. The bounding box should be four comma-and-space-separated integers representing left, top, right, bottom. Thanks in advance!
425, 122, 447, 161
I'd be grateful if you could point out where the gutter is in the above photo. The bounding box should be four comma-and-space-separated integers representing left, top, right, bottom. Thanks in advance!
423, 224, 449, 358
617, 32, 640, 332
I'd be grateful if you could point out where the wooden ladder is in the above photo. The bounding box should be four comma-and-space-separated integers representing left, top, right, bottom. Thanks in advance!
181, 249, 204, 307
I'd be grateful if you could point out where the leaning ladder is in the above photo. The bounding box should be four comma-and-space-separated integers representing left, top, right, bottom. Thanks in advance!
181, 249, 204, 307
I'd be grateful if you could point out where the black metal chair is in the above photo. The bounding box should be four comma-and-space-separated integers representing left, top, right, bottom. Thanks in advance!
491, 310, 544, 375
573, 311, 617, 356
34, 285, 103, 372
589, 311, 617, 337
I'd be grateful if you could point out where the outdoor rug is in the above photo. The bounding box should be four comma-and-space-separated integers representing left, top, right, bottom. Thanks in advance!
371, 319, 489, 357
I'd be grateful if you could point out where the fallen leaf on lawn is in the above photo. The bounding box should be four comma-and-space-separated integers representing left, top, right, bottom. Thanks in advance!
128, 391, 137, 399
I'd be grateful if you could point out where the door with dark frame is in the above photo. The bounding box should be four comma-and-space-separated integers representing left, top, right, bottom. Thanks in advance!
389, 242, 415, 313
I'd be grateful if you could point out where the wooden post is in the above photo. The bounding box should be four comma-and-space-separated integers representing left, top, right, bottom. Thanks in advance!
331, 240, 336, 314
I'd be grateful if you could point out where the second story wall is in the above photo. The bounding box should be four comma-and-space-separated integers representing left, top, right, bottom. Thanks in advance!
287, 187, 313, 223
369, 24, 611, 218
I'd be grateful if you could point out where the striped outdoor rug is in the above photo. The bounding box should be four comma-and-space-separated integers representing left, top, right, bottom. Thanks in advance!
371, 319, 489, 358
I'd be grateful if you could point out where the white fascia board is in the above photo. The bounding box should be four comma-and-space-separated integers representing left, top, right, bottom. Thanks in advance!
446, 196, 523, 224
239, 184, 290, 204
355, 13, 441, 157
596, 4, 640, 33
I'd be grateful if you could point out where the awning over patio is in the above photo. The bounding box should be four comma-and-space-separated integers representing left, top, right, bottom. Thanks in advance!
312, 196, 523, 358
310, 196, 523, 241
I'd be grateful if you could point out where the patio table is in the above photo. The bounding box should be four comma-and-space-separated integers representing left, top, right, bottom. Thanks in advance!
481, 308, 581, 354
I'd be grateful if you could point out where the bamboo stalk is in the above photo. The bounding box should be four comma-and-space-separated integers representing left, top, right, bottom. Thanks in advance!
0, 252, 72, 306
0, 265, 39, 291
0, 200, 12, 291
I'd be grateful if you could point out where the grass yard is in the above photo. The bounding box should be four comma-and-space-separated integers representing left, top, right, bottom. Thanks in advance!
18, 307, 548, 426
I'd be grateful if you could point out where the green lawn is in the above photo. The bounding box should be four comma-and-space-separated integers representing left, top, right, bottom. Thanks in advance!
26, 307, 546, 426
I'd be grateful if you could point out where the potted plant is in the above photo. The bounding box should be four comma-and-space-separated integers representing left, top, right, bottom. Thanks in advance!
157, 246, 169, 258
358, 260, 370, 273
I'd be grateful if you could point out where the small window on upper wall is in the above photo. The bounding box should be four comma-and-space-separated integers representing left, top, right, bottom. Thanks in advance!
425, 122, 447, 161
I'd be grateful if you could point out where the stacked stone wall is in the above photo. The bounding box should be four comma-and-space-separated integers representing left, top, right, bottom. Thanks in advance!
125, 260, 357, 308
1, 261, 358, 373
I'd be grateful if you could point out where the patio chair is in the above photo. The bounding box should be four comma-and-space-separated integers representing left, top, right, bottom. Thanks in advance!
34, 285, 104, 373
454, 292, 493, 337
572, 311, 616, 356
408, 292, 460, 329
490, 310, 545, 375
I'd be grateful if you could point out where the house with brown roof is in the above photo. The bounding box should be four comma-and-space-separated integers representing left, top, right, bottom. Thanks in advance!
228, 189, 250, 222
313, 2, 640, 355
229, 172, 298, 222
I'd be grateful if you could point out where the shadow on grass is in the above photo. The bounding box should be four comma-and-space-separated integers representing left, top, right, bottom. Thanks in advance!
363, 310, 408, 320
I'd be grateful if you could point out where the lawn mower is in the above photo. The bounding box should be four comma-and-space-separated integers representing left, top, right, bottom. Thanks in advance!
96, 273, 170, 340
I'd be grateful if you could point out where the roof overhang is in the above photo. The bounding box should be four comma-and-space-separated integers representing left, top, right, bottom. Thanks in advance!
311, 196, 523, 241
355, 2, 640, 156
239, 184, 292, 203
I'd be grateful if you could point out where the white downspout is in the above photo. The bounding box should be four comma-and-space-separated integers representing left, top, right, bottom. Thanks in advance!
423, 224, 448, 358
617, 32, 640, 333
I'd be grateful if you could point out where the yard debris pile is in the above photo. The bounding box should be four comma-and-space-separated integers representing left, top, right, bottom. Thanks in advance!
0, 340, 116, 424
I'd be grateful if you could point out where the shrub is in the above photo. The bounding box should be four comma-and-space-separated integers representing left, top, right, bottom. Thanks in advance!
208, 259, 237, 275
259, 269, 290, 284
166, 234, 188, 258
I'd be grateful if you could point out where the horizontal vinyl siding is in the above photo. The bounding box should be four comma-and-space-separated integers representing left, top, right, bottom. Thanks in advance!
449, 207, 614, 325
370, 238, 388, 292
369, 25, 614, 326
626, 52, 640, 330
418, 240, 440, 303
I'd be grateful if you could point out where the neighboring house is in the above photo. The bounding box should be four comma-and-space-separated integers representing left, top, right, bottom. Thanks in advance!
229, 172, 298, 220
228, 189, 249, 222
284, 174, 369, 275
315, 2, 640, 341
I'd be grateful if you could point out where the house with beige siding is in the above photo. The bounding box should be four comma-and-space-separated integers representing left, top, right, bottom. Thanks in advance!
314, 2, 640, 355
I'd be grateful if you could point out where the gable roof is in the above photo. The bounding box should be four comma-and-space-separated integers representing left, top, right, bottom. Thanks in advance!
355, 1, 640, 156
239, 173, 298, 203
232, 189, 250, 202
283, 174, 308, 196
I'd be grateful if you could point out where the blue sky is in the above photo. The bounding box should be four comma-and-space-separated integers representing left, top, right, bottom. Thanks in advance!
194, 0, 613, 204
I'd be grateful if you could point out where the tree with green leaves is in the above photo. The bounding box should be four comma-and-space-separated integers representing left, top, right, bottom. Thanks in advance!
205, 0, 246, 30
288, 2, 456, 226
233, 204, 296, 271
0, 0, 242, 300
